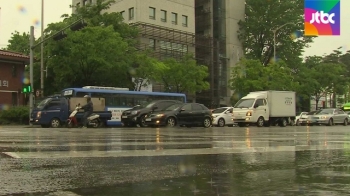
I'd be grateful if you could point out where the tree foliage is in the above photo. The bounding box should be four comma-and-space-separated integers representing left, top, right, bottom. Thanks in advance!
230, 58, 297, 96
238, 0, 314, 66
157, 54, 210, 94
3, 31, 31, 55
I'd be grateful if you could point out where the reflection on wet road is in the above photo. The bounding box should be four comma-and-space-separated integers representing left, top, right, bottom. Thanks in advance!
1, 126, 350, 195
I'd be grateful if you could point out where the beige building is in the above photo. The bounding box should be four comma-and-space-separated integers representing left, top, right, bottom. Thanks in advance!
72, 0, 245, 107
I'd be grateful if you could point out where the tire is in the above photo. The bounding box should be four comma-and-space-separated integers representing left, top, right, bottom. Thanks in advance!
91, 119, 100, 128
327, 118, 333, 126
279, 118, 287, 127
217, 118, 225, 127
257, 117, 264, 127
344, 118, 348, 126
203, 117, 212, 128
50, 118, 61, 128
166, 117, 176, 127
139, 115, 147, 127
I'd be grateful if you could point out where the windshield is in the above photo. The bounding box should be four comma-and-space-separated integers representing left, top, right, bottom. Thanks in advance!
212, 108, 227, 113
164, 103, 182, 111
36, 98, 52, 109
315, 109, 334, 115
234, 99, 255, 108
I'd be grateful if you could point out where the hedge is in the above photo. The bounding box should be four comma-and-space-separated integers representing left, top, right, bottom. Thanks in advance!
0, 106, 29, 125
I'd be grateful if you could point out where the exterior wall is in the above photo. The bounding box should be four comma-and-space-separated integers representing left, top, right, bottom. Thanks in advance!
0, 61, 26, 107
224, 0, 245, 105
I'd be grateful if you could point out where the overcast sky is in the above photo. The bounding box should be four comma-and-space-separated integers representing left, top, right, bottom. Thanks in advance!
0, 0, 349, 57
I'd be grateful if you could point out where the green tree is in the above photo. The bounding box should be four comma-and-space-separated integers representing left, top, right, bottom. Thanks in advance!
45, 25, 132, 88
156, 54, 210, 94
229, 58, 297, 95
3, 31, 30, 55
131, 52, 167, 91
238, 0, 314, 66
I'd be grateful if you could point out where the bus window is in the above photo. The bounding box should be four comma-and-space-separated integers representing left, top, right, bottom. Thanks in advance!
133, 94, 149, 106
91, 92, 107, 98
76, 92, 89, 97
120, 94, 135, 106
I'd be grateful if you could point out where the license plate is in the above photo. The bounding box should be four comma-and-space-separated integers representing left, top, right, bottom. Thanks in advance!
122, 116, 128, 118
145, 118, 152, 121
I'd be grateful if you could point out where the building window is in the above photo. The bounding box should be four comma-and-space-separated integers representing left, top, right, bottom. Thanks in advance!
182, 15, 188, 27
83, 0, 87, 6
161, 10, 167, 22
120, 11, 125, 19
149, 7, 156, 20
129, 7, 134, 20
12, 65, 17, 77
149, 39, 155, 49
171, 12, 177, 25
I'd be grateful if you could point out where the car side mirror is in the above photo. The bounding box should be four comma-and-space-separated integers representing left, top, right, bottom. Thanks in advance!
254, 104, 259, 108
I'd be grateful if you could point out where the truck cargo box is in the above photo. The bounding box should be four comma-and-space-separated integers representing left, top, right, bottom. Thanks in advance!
266, 91, 296, 117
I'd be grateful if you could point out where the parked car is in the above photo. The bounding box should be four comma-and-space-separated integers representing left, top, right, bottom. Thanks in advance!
121, 100, 182, 127
212, 107, 235, 127
295, 112, 309, 126
307, 108, 348, 126
144, 103, 213, 128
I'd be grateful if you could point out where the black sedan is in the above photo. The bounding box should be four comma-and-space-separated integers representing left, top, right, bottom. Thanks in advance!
144, 103, 212, 128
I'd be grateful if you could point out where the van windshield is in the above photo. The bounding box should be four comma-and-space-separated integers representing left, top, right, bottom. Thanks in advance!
36, 98, 52, 109
234, 99, 255, 108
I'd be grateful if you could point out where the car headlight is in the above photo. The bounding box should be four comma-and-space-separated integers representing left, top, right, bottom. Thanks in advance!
131, 111, 139, 115
321, 116, 327, 119
156, 114, 164, 117
212, 115, 219, 118
246, 111, 252, 116
37, 111, 41, 118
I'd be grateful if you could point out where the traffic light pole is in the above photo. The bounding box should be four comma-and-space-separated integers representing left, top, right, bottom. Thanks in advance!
29, 26, 34, 123
28, 18, 85, 124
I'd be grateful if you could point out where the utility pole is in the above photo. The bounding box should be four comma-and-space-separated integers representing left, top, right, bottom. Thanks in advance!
40, 0, 44, 97
29, 26, 34, 122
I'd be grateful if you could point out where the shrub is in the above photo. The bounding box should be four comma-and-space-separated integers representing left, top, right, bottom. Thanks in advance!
0, 106, 29, 125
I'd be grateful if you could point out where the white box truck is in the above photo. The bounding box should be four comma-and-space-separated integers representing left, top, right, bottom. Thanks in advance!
232, 91, 296, 127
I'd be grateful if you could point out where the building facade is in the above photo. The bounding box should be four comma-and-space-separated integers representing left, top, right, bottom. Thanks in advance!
0, 50, 30, 108
195, 0, 245, 107
72, 0, 245, 107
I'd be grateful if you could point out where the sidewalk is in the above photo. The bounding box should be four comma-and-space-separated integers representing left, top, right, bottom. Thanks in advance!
0, 125, 41, 128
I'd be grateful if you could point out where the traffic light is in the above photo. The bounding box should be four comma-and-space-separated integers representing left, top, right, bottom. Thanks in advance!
53, 31, 67, 41
70, 20, 87, 31
22, 84, 32, 94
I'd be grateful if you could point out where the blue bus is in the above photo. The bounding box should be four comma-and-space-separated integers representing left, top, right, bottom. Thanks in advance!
61, 86, 186, 126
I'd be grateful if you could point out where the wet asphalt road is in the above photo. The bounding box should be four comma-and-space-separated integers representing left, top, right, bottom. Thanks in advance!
1, 125, 350, 196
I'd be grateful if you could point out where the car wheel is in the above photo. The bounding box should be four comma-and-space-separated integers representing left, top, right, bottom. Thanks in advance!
279, 118, 287, 127
166, 117, 176, 127
139, 115, 147, 127
203, 117, 212, 128
327, 118, 333, 126
344, 118, 348, 126
218, 118, 225, 127
50, 118, 61, 128
257, 117, 264, 127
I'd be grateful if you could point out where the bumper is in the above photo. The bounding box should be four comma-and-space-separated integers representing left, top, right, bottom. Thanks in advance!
30, 118, 41, 125
144, 117, 167, 126
121, 115, 139, 124
309, 119, 329, 124
232, 116, 254, 123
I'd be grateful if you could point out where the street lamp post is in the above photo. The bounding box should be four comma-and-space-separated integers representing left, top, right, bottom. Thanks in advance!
40, 0, 44, 97
271, 22, 294, 62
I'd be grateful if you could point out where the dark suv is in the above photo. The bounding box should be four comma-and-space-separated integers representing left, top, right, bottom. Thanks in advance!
121, 100, 182, 127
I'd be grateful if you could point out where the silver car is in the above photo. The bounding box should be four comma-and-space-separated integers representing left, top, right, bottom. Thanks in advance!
308, 108, 348, 126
